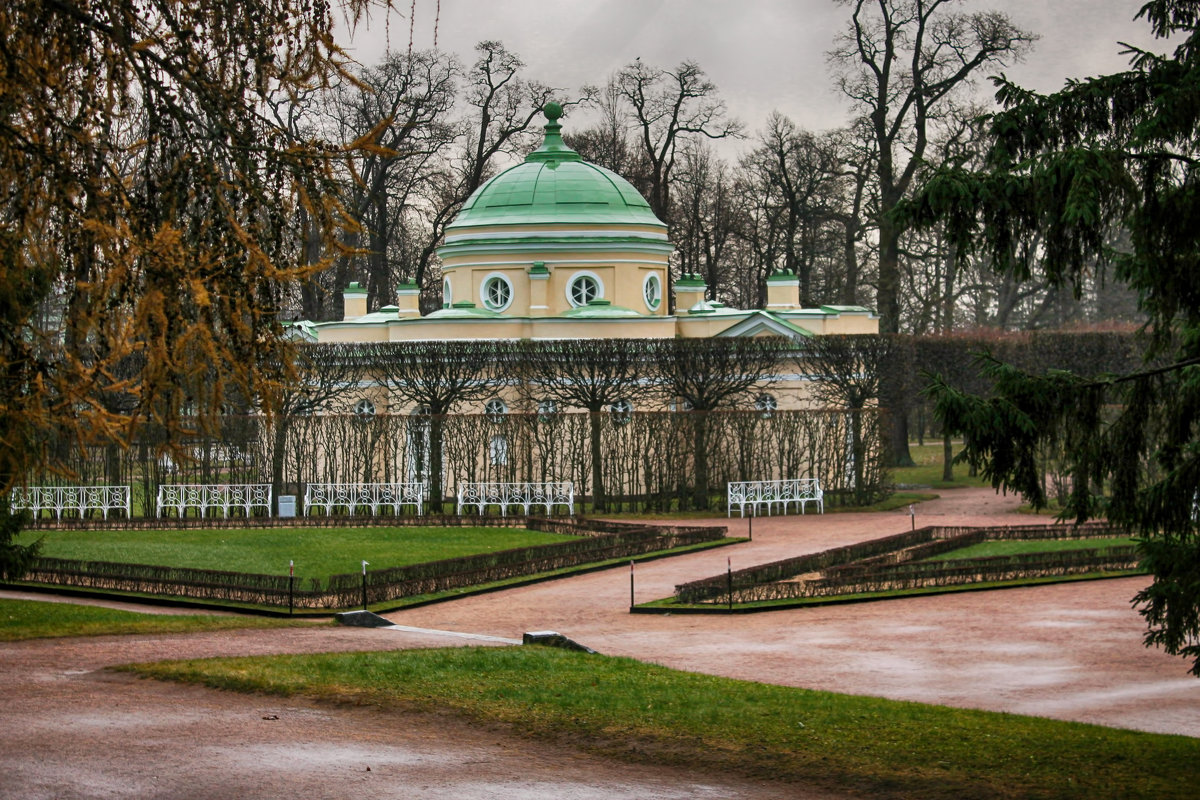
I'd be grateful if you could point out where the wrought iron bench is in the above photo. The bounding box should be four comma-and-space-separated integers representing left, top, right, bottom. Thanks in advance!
727, 478, 823, 517
10, 485, 131, 520
156, 484, 272, 518
456, 481, 574, 516
303, 482, 425, 516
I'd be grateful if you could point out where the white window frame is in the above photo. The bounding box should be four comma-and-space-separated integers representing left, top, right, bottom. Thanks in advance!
755, 393, 778, 418
489, 435, 509, 466
443, 276, 452, 307
566, 271, 604, 308
643, 272, 662, 311
609, 398, 633, 425
353, 398, 376, 417
485, 397, 508, 424
480, 272, 514, 312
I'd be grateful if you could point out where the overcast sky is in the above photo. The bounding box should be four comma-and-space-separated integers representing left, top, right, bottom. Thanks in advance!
339, 0, 1163, 155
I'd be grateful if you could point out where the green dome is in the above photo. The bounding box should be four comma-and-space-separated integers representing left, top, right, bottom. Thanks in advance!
444, 106, 666, 232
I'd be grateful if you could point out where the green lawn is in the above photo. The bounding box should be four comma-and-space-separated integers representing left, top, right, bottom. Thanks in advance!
894, 442, 992, 489
14, 526, 579, 581
0, 598, 313, 641
927, 537, 1138, 561
131, 646, 1198, 800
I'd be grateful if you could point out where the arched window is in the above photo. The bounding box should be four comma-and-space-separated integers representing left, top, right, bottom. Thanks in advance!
567, 272, 603, 307
755, 393, 777, 418
609, 398, 633, 425
480, 273, 514, 312
643, 272, 662, 311
406, 405, 431, 485
485, 397, 508, 424
442, 277, 452, 308
489, 435, 509, 465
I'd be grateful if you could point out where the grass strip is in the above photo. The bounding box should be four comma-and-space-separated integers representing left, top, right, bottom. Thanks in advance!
926, 537, 1137, 560
128, 646, 1197, 800
0, 598, 314, 641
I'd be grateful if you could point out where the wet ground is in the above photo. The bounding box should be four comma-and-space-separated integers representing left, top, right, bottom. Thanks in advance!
2, 487, 1197, 798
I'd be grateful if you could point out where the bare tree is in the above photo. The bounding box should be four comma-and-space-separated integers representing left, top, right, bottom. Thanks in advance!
372, 340, 509, 510
672, 141, 740, 302
829, 0, 1035, 334
321, 49, 458, 316
657, 337, 789, 509
803, 334, 896, 503
516, 339, 658, 512
564, 77, 650, 188
267, 343, 371, 511
615, 58, 742, 228
829, 0, 1033, 466
739, 115, 849, 307
410, 41, 556, 309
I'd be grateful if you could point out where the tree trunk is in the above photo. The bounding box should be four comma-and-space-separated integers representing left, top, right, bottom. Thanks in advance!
271, 418, 290, 515
692, 412, 710, 510
851, 408, 866, 505
429, 415, 445, 513
588, 411, 607, 513
942, 431, 954, 483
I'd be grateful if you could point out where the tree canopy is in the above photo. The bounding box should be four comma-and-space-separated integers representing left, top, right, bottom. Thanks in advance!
905, 0, 1200, 673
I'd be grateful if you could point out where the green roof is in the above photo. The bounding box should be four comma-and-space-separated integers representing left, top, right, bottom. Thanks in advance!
443, 105, 666, 232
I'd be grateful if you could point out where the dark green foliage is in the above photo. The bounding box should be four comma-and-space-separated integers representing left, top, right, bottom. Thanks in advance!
904, 1, 1200, 672
0, 508, 39, 581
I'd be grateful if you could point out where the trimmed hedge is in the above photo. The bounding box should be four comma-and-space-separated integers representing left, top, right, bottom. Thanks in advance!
19, 518, 726, 609
674, 522, 1132, 605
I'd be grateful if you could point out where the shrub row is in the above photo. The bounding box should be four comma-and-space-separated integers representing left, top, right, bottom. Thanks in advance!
21, 559, 316, 607
674, 522, 1131, 605
732, 547, 1140, 603
326, 522, 724, 607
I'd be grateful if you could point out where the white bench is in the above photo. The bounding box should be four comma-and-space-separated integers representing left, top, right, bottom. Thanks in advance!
456, 481, 574, 516
727, 478, 823, 517
10, 485, 131, 520
156, 484, 272, 518
303, 482, 425, 516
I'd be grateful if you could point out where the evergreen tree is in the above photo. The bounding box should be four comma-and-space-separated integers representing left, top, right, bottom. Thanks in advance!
906, 1, 1200, 673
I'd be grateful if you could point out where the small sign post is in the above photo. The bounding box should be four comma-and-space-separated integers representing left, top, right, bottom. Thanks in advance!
629, 560, 635, 611
361, 560, 369, 610
726, 556, 733, 613
909, 504, 915, 531
288, 559, 295, 616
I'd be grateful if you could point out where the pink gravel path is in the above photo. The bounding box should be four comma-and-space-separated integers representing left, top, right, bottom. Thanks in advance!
2, 486, 1197, 800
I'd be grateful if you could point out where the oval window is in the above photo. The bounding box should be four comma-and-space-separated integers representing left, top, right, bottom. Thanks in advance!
480, 273, 514, 312
643, 272, 662, 311
567, 272, 603, 307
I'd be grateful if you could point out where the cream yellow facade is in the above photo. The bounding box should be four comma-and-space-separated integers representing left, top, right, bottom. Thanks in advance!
296, 103, 878, 414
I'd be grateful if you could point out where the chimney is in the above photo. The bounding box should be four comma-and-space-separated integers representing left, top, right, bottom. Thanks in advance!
765, 269, 799, 311
395, 281, 421, 317
342, 281, 367, 320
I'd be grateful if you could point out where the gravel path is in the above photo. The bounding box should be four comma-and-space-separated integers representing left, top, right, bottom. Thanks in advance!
2, 487, 1198, 799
